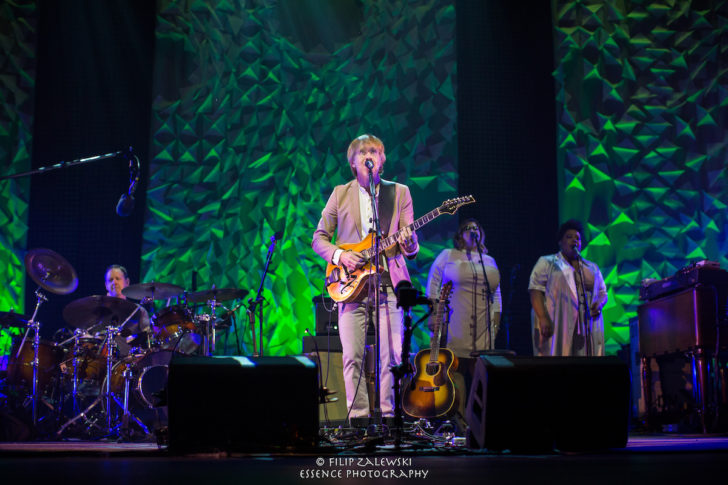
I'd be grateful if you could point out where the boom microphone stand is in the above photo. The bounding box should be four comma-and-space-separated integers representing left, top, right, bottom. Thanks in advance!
0, 148, 132, 180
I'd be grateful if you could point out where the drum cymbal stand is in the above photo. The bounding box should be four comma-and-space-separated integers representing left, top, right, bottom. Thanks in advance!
118, 362, 150, 439
15, 288, 48, 427
98, 322, 149, 438
55, 328, 90, 416
203, 296, 219, 356
56, 324, 148, 439
99, 324, 146, 438
55, 324, 117, 437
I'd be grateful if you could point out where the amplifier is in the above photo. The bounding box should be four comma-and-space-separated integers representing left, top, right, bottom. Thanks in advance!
313, 295, 338, 335
639, 261, 728, 301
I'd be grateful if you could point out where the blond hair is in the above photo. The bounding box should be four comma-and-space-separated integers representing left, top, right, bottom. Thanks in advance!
346, 134, 386, 177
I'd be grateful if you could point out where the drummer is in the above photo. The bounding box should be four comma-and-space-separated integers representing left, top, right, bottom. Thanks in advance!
104, 264, 151, 354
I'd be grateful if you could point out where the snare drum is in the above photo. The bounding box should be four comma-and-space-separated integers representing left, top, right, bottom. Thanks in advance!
7, 339, 62, 392
153, 306, 201, 354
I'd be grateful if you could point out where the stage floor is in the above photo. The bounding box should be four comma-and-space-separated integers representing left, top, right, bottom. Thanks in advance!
1, 434, 726, 484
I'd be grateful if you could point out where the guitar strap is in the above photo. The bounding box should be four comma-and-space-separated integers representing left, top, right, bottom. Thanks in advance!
378, 179, 396, 237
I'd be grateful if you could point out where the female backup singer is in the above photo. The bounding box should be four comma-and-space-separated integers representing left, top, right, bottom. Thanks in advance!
426, 219, 502, 427
426, 218, 502, 356
528, 219, 607, 356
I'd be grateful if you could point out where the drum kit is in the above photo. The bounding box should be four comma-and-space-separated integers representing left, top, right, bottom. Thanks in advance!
1, 249, 246, 441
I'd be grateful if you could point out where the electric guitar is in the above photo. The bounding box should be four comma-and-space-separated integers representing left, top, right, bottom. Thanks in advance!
402, 281, 458, 418
324, 195, 475, 303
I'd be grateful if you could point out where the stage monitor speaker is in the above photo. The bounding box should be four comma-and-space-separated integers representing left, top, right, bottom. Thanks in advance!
167, 355, 318, 453
465, 355, 630, 452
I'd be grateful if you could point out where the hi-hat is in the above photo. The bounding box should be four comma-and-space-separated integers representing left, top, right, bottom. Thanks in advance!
25, 248, 78, 295
62, 295, 141, 334
121, 282, 183, 300
187, 288, 246, 303
0, 311, 30, 328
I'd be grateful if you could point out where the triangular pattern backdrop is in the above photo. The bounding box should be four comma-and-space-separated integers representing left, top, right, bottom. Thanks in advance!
0, 2, 36, 360
143, 0, 458, 355
553, 0, 728, 353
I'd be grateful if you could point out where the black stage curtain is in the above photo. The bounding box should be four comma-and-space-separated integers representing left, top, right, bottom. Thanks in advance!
26, 0, 156, 336
456, 1, 558, 355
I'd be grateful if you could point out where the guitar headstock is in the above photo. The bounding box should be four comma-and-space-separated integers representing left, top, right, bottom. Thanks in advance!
438, 280, 454, 304
439, 195, 475, 215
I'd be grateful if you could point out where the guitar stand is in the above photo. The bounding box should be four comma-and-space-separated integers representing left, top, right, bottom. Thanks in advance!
389, 285, 433, 448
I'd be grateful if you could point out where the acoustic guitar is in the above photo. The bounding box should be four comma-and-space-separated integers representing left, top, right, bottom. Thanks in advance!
324, 195, 474, 303
402, 281, 458, 418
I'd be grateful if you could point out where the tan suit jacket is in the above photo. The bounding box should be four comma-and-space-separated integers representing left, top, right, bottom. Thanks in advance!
312, 179, 418, 289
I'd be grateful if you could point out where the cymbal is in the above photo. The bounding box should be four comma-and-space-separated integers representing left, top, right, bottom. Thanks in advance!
186, 288, 246, 303
24, 248, 78, 295
62, 295, 141, 333
0, 311, 29, 328
121, 282, 183, 300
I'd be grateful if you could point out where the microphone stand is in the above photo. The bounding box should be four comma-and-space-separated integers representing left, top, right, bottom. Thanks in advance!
0, 149, 129, 180
248, 233, 280, 357
574, 249, 592, 356
474, 234, 494, 351
367, 166, 384, 432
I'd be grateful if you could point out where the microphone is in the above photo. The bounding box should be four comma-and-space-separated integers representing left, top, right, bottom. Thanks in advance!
573, 245, 581, 258
364, 158, 374, 170
267, 231, 283, 252
116, 193, 134, 217
117, 149, 140, 217
470, 229, 479, 240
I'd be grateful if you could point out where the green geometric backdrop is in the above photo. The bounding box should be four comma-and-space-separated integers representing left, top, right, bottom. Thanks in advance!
9, 1, 724, 361
553, 0, 728, 354
143, 0, 458, 355
0, 1, 36, 362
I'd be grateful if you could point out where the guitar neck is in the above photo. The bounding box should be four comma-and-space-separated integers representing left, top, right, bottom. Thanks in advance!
429, 299, 446, 362
363, 207, 442, 259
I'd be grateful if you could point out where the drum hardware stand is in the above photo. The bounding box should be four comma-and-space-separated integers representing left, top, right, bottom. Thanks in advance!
15, 288, 48, 427
248, 231, 282, 357
56, 324, 148, 439
55, 328, 91, 416
119, 365, 150, 439
203, 296, 219, 356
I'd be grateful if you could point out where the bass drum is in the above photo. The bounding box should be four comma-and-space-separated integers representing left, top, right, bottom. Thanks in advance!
108, 350, 174, 408
105, 350, 175, 428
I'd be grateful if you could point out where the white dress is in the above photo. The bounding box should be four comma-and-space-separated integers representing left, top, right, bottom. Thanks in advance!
426, 248, 502, 358
528, 252, 607, 356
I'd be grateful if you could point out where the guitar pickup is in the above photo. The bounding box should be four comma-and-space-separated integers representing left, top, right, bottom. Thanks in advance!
326, 267, 343, 285
418, 386, 440, 392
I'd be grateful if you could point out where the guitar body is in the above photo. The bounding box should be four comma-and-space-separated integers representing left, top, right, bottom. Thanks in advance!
402, 348, 458, 418
325, 233, 387, 303
324, 196, 476, 303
